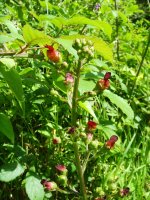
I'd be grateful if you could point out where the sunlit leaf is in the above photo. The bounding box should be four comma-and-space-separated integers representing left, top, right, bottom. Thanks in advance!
103, 90, 134, 119
0, 162, 25, 182
79, 101, 98, 122
25, 176, 44, 200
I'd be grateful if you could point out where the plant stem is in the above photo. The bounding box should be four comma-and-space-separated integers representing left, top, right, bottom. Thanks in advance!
114, 0, 120, 61
71, 60, 87, 200
129, 30, 150, 99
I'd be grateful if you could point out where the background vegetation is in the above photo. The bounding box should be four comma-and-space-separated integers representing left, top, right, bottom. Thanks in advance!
0, 0, 149, 199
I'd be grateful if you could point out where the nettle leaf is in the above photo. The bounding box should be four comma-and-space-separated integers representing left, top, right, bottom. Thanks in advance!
23, 24, 54, 46
0, 113, 14, 143
61, 35, 113, 62
38, 15, 112, 38
25, 176, 44, 200
103, 90, 134, 119
0, 162, 25, 182
67, 16, 112, 39
79, 101, 98, 122
0, 66, 25, 115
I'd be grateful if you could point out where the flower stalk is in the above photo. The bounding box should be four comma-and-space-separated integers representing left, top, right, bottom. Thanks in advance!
71, 60, 87, 200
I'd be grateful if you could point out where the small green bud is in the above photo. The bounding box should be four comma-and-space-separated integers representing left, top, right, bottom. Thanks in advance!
57, 175, 68, 186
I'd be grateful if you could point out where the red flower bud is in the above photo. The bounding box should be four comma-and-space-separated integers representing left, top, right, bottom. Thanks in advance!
55, 165, 67, 173
45, 181, 57, 190
120, 187, 130, 197
45, 45, 61, 63
106, 135, 118, 149
104, 72, 111, 80
87, 120, 97, 130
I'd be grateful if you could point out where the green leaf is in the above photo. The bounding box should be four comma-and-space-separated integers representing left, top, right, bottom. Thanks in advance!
54, 38, 78, 59
61, 35, 113, 62
4, 20, 24, 41
79, 77, 95, 95
23, 24, 54, 46
38, 15, 112, 38
0, 58, 16, 68
0, 113, 14, 143
0, 35, 15, 43
79, 101, 98, 122
67, 16, 112, 39
0, 162, 25, 182
25, 176, 44, 200
0, 66, 25, 115
103, 90, 134, 119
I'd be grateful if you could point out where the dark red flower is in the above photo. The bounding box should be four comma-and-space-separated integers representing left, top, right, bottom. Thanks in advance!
45, 45, 61, 63
120, 187, 130, 197
104, 72, 111, 80
68, 127, 75, 134
52, 137, 61, 144
98, 79, 110, 90
106, 135, 118, 149
87, 120, 97, 130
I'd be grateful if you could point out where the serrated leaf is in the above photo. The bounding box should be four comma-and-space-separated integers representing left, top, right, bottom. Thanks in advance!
25, 176, 44, 200
61, 35, 113, 62
79, 101, 98, 122
103, 90, 134, 119
67, 16, 112, 39
0, 113, 14, 143
23, 24, 54, 46
0, 66, 25, 115
38, 15, 112, 38
0, 162, 25, 182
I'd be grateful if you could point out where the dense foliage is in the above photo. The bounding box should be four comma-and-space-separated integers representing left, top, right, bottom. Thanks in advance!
0, 0, 149, 200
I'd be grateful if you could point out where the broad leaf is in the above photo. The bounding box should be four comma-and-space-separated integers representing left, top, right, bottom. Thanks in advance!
23, 24, 54, 46
0, 66, 25, 115
0, 113, 14, 143
0, 162, 25, 182
79, 101, 98, 122
25, 176, 44, 200
103, 90, 134, 119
